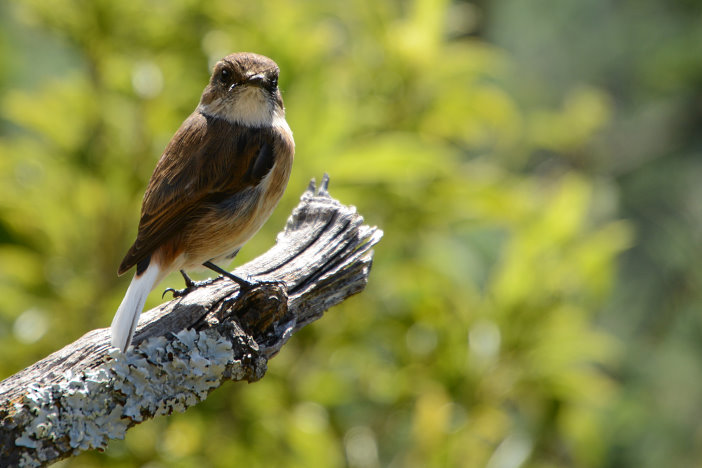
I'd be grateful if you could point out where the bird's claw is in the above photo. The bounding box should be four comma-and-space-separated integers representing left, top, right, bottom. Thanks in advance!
162, 270, 216, 299
162, 286, 191, 299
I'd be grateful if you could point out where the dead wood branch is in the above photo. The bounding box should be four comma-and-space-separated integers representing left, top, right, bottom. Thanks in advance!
0, 175, 382, 467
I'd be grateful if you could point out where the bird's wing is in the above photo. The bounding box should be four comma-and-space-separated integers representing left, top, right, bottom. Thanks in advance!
118, 112, 279, 275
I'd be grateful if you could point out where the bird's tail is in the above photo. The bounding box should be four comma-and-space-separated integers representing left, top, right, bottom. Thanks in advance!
110, 262, 162, 352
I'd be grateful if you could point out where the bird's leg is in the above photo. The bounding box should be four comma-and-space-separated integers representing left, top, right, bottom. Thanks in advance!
179, 270, 196, 289
202, 261, 256, 293
162, 270, 213, 298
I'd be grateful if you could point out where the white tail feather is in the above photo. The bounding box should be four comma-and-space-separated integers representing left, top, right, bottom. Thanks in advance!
110, 263, 161, 352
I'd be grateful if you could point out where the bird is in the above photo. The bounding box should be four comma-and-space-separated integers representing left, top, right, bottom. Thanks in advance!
110, 52, 295, 352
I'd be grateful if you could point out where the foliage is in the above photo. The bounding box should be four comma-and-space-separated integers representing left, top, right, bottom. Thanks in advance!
0, 0, 699, 467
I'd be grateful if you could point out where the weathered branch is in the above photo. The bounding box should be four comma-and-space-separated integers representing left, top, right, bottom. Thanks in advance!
0, 175, 382, 467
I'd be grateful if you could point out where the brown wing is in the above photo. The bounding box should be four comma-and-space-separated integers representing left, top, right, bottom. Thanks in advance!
118, 111, 279, 275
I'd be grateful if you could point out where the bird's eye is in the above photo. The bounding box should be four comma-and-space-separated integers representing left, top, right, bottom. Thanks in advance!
269, 76, 278, 89
219, 69, 230, 83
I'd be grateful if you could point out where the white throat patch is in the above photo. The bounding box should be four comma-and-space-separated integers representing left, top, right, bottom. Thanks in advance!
200, 86, 279, 128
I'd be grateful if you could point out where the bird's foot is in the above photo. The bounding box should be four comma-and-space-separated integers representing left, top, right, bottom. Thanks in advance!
162, 270, 213, 299
202, 261, 258, 294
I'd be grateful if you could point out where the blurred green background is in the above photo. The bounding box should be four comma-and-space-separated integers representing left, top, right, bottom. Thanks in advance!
1, 0, 701, 467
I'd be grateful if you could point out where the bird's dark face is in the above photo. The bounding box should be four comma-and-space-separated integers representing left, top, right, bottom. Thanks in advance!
199, 52, 284, 126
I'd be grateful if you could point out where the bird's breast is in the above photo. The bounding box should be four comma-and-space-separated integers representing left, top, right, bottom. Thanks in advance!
178, 122, 294, 270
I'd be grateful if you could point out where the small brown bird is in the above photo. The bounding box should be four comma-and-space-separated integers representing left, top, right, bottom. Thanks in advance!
111, 52, 294, 352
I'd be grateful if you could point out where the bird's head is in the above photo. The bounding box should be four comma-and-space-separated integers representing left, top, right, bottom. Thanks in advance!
198, 52, 284, 127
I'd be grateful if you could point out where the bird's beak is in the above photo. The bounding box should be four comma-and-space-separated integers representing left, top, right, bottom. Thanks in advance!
246, 74, 266, 87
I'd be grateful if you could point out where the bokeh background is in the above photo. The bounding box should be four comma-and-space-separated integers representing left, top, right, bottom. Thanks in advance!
1, 0, 701, 467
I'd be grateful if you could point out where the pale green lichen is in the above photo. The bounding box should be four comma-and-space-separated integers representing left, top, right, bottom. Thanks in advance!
15, 329, 237, 466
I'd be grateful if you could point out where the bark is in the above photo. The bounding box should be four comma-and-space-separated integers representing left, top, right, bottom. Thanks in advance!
0, 175, 382, 467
